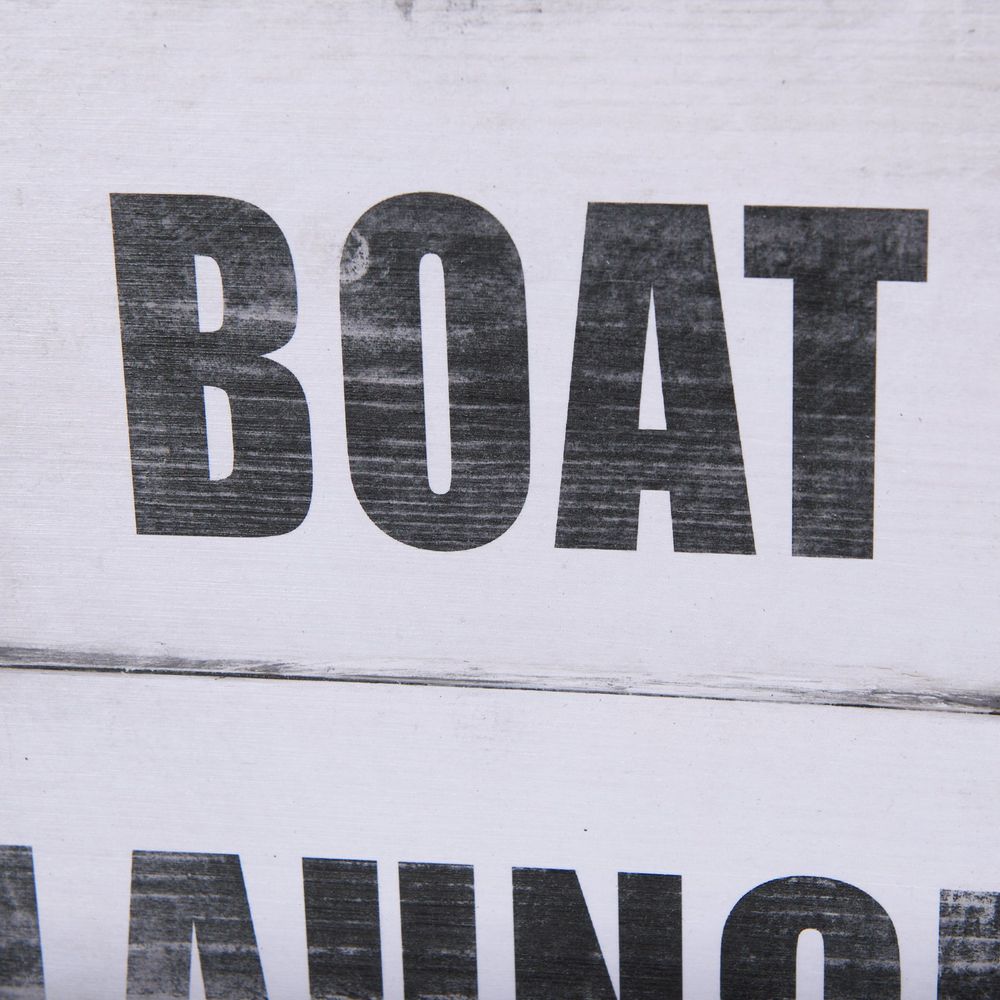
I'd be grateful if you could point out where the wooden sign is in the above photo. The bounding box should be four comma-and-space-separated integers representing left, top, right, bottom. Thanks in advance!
2, 0, 998, 995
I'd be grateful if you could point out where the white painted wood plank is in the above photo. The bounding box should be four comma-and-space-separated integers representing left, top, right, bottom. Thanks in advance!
1, 1, 998, 708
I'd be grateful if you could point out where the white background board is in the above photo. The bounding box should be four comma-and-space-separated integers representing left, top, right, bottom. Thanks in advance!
2, 2, 1000, 996
1, 669, 998, 998
1, 0, 999, 705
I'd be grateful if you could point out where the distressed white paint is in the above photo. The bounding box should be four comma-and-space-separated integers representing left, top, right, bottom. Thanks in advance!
1, 7, 999, 995
2, 0, 999, 706
0, 669, 994, 998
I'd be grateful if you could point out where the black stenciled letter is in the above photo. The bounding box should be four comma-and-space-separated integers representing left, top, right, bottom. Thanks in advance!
0, 845, 45, 999
399, 862, 478, 1000
303, 859, 382, 1000
126, 851, 268, 999
556, 203, 754, 553
744, 206, 928, 558
303, 859, 478, 1000
720, 875, 900, 1000
110, 194, 312, 536
938, 889, 1000, 999
513, 868, 682, 1000
340, 193, 530, 551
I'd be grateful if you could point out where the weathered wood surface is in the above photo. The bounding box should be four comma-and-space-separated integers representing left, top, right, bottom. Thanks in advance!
0, 669, 996, 997
2, 0, 1000, 710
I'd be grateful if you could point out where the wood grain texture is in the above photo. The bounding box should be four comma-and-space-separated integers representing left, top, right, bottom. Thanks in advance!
0, 846, 45, 1000
0, 669, 997, 995
1, 645, 997, 715
938, 890, 1000, 999
3, 0, 1000, 710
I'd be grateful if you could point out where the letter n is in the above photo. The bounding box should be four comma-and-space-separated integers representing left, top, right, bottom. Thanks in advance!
513, 867, 681, 1000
